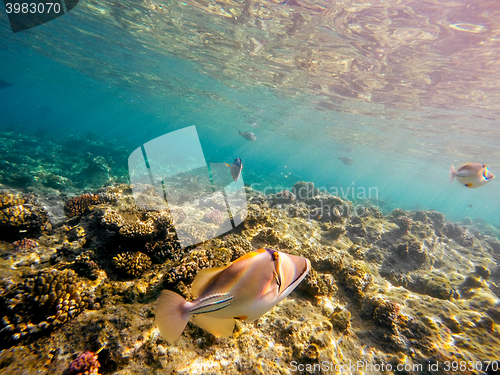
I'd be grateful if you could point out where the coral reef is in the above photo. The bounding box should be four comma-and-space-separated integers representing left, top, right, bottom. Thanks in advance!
64, 193, 111, 218
329, 307, 351, 332
118, 220, 155, 238
112, 252, 152, 277
12, 238, 38, 253
75, 250, 101, 280
163, 248, 233, 287
99, 208, 124, 230
0, 269, 94, 346
68, 351, 100, 375
0, 192, 51, 238
175, 223, 214, 245
144, 239, 182, 263
202, 209, 225, 225
0, 181, 499, 374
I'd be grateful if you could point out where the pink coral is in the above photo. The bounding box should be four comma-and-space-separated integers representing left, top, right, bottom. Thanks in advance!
12, 238, 38, 253
203, 209, 225, 225
68, 351, 100, 375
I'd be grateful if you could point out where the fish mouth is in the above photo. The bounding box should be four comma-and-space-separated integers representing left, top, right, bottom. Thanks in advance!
287, 258, 310, 288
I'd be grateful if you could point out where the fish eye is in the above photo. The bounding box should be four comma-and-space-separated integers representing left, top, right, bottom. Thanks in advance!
273, 252, 279, 260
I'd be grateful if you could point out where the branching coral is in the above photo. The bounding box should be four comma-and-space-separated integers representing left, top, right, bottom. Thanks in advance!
64, 193, 110, 218
113, 252, 152, 277
0, 269, 94, 346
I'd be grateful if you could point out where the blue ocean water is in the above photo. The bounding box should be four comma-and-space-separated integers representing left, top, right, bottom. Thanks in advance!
1, 0, 499, 226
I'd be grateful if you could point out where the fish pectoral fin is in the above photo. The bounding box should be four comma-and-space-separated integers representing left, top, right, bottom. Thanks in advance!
193, 315, 236, 338
225, 163, 231, 167
191, 266, 230, 298
234, 315, 247, 320
465, 183, 473, 188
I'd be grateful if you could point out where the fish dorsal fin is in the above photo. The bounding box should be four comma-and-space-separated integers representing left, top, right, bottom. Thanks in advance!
191, 266, 229, 298
192, 315, 235, 338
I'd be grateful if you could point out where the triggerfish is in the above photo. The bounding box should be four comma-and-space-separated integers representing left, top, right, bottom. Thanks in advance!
225, 157, 243, 184
155, 248, 310, 344
449, 163, 495, 188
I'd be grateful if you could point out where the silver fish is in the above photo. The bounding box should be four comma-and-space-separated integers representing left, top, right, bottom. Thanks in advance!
155, 248, 310, 343
239, 131, 257, 141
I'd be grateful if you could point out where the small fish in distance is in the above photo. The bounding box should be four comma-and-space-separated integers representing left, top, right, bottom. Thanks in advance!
338, 156, 353, 165
239, 131, 257, 141
246, 117, 260, 128
449, 163, 494, 188
155, 248, 310, 344
0, 79, 12, 89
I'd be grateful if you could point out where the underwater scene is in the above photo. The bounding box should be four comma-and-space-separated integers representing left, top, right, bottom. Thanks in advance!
1, 0, 500, 374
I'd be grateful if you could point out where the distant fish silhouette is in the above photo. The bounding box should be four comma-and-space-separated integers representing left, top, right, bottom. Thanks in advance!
246, 117, 260, 128
239, 131, 257, 141
338, 156, 353, 165
0, 79, 12, 89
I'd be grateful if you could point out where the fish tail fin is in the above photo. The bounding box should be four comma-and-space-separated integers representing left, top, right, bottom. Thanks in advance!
238, 130, 242, 135
155, 290, 190, 344
449, 164, 456, 183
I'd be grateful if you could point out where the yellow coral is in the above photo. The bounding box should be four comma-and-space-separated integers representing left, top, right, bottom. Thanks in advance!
119, 220, 155, 238
0, 193, 25, 209
113, 252, 152, 277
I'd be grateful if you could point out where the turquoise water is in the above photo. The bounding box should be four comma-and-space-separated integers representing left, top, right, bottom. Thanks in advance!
1, 0, 500, 224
